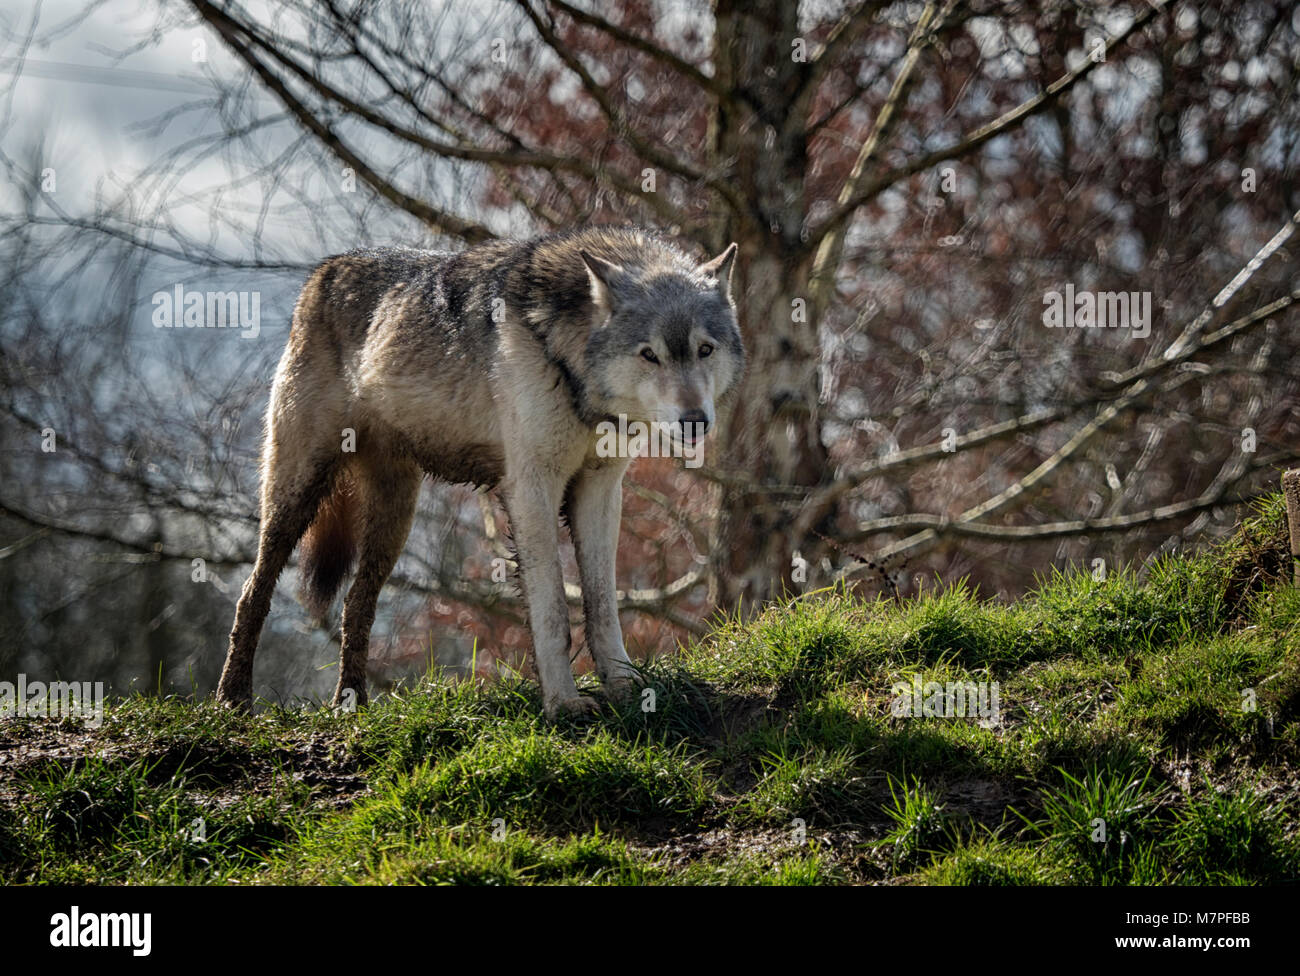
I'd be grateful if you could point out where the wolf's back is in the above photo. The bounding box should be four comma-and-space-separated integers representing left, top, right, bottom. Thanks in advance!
293, 228, 686, 352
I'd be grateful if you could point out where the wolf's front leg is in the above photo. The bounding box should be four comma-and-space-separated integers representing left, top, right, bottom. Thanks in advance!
569, 461, 640, 700
504, 470, 594, 720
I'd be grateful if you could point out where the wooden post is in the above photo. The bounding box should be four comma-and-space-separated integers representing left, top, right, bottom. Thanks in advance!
1284, 470, 1300, 586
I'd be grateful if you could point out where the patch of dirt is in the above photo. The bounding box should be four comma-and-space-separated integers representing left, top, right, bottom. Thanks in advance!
0, 725, 112, 806
0, 720, 371, 812
703, 689, 776, 746
939, 776, 1025, 827
623, 775, 1026, 884
631, 824, 887, 883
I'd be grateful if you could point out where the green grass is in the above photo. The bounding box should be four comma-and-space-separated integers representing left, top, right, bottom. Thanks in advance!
878, 775, 950, 871
1019, 763, 1170, 884
2, 494, 1297, 885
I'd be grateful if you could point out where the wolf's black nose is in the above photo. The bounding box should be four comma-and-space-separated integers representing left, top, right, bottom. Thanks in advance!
679, 409, 710, 439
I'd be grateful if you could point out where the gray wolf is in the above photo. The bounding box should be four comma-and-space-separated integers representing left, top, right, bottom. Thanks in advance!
216, 226, 742, 719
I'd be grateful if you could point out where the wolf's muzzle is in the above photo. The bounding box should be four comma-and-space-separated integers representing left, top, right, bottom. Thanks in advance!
678, 409, 710, 443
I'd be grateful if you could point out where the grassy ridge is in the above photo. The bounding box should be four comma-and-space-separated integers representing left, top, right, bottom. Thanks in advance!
2, 497, 1297, 885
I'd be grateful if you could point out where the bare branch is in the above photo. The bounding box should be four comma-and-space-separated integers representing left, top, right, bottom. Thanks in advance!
837, 288, 1298, 559
792, 404, 1068, 539
811, 0, 956, 306
192, 0, 498, 243
842, 481, 1279, 550
800, 0, 890, 95
806, 0, 1172, 253
1162, 206, 1300, 359
512, 0, 748, 218
543, 0, 738, 106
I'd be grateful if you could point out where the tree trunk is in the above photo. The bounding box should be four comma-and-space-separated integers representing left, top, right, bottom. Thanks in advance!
708, 0, 829, 612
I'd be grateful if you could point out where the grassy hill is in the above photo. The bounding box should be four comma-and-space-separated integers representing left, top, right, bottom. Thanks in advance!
2, 497, 1298, 885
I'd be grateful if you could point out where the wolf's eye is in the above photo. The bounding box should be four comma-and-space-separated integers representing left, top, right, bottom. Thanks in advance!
640, 348, 660, 364
698, 343, 714, 359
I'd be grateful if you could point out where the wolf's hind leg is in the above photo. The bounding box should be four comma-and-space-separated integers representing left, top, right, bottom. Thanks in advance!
218, 439, 338, 708
334, 457, 421, 708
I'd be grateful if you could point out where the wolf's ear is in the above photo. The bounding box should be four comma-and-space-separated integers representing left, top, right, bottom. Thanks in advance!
580, 250, 627, 324
698, 243, 738, 302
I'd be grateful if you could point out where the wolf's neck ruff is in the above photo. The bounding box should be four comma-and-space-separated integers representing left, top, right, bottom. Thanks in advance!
509, 304, 615, 428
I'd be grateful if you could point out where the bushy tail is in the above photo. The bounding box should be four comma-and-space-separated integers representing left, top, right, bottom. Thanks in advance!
297, 474, 358, 619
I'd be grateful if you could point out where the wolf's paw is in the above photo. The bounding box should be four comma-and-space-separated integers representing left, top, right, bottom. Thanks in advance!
546, 694, 602, 723
331, 683, 368, 713
215, 681, 252, 711
600, 672, 646, 704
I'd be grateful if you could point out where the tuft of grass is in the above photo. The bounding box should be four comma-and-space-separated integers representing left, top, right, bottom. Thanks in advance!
358, 727, 710, 834
273, 825, 658, 886
669, 847, 846, 885
1020, 564, 1211, 661
599, 659, 720, 743
1018, 763, 1168, 884
878, 775, 950, 871
1217, 493, 1291, 621
1112, 634, 1284, 752
1168, 778, 1299, 883
920, 836, 1053, 885
355, 675, 540, 775
742, 746, 873, 825
4, 755, 310, 884
691, 595, 880, 696
894, 581, 1024, 669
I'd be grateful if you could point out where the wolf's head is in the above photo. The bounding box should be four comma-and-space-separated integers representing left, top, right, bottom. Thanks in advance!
581, 242, 743, 445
